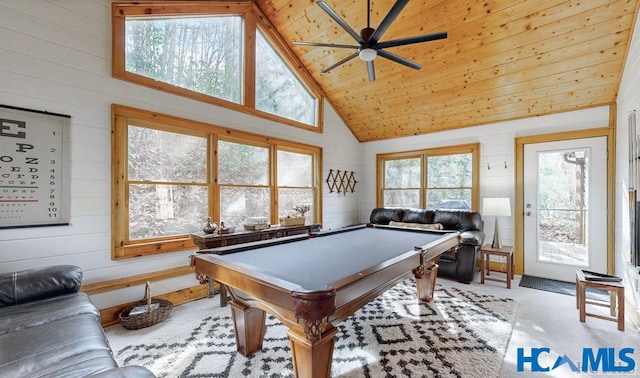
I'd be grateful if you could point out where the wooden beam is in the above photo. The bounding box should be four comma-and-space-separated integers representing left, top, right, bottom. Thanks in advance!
81, 266, 194, 295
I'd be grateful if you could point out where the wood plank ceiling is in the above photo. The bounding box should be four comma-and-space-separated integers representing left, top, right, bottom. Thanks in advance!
255, 0, 639, 142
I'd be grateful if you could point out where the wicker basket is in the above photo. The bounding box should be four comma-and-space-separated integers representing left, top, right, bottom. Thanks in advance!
119, 281, 173, 330
279, 216, 305, 226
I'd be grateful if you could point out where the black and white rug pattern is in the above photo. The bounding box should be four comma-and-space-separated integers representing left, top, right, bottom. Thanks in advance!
106, 279, 517, 377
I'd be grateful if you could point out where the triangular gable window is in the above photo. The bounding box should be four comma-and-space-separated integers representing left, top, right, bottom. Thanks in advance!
255, 30, 317, 125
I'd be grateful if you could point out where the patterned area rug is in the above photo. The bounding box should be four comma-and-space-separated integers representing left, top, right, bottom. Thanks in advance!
105, 279, 517, 377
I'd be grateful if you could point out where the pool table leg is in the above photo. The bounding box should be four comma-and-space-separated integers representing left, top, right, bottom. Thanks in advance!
414, 263, 439, 302
229, 301, 266, 357
288, 327, 338, 378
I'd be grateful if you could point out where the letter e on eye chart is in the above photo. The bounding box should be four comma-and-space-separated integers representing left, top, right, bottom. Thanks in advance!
0, 105, 70, 228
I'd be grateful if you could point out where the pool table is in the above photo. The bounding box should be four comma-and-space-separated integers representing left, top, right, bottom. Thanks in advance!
191, 224, 460, 378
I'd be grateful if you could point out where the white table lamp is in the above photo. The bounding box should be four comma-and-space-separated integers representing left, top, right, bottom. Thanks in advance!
482, 197, 512, 249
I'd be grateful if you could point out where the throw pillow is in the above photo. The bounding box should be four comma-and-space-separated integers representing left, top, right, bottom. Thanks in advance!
389, 221, 443, 230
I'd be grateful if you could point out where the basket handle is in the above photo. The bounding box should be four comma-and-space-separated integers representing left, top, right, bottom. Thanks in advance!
144, 281, 152, 312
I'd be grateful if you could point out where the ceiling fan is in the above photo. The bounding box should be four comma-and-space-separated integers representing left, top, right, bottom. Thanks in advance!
293, 0, 447, 82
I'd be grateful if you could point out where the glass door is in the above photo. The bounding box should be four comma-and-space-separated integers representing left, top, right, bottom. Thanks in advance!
523, 137, 607, 281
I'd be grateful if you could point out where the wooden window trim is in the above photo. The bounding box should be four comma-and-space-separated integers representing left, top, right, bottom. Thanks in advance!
376, 143, 480, 211
111, 104, 322, 259
112, 1, 324, 133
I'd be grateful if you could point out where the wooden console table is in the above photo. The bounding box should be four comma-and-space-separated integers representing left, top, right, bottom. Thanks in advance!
190, 223, 321, 250
190, 223, 321, 306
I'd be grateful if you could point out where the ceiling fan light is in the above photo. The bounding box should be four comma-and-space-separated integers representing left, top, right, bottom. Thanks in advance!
359, 48, 377, 62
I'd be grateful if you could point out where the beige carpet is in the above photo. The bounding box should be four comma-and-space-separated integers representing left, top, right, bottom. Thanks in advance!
105, 279, 517, 377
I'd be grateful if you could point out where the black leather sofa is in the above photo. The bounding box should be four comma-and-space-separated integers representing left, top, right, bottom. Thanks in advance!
369, 207, 485, 283
0, 265, 155, 378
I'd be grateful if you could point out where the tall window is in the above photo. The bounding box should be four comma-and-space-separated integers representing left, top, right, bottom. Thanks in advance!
377, 144, 479, 210
277, 149, 315, 223
127, 125, 209, 241
218, 140, 271, 225
426, 153, 474, 208
112, 105, 321, 259
382, 157, 421, 208
112, 2, 323, 131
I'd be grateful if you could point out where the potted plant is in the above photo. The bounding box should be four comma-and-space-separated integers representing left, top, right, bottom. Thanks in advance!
293, 204, 310, 218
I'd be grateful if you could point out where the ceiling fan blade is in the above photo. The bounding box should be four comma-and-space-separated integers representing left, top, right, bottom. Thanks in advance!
321, 52, 359, 73
294, 41, 359, 49
317, 1, 364, 44
377, 49, 422, 70
367, 60, 376, 82
378, 31, 448, 49
369, 0, 409, 43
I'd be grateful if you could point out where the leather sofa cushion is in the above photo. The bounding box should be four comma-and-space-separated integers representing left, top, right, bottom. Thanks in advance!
369, 207, 405, 224
370, 207, 482, 233
0, 292, 99, 336
401, 208, 435, 224
433, 209, 482, 232
0, 313, 117, 378
0, 265, 82, 307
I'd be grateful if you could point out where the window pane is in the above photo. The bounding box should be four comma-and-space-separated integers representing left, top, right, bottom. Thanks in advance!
128, 184, 208, 240
278, 150, 312, 187
128, 126, 207, 182
384, 158, 420, 188
218, 140, 269, 185
426, 189, 471, 209
537, 149, 589, 265
428, 153, 472, 188
383, 189, 420, 208
279, 188, 314, 223
220, 186, 270, 227
125, 16, 242, 103
255, 31, 316, 125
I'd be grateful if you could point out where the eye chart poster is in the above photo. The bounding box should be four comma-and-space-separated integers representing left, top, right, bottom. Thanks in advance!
0, 105, 70, 228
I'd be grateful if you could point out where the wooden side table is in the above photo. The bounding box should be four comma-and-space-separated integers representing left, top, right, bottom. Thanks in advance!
575, 270, 625, 331
480, 245, 514, 289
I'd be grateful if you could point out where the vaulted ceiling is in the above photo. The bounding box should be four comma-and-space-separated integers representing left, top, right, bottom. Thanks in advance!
255, 0, 639, 142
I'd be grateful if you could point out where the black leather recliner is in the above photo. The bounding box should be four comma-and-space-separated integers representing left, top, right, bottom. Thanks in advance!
369, 207, 485, 283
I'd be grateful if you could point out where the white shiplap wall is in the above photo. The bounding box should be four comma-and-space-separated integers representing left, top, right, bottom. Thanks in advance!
0, 0, 635, 317
0, 0, 360, 309
615, 4, 640, 318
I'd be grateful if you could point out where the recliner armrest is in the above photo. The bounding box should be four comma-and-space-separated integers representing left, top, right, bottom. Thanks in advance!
460, 230, 484, 246
0, 265, 82, 307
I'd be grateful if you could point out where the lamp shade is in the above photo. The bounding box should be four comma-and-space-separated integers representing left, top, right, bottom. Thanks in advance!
482, 197, 511, 217
483, 197, 511, 249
